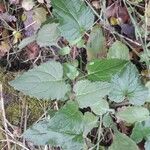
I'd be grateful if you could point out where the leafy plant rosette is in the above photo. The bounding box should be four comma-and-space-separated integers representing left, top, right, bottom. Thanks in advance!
9, 0, 150, 149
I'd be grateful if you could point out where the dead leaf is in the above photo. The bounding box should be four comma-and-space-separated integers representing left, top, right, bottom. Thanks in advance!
9, 0, 20, 4
0, 29, 10, 57
26, 42, 39, 60
121, 24, 135, 39
106, 2, 118, 18
106, 1, 130, 23
22, 0, 35, 11
0, 41, 10, 57
37, 0, 44, 3
23, 7, 47, 37
33, 7, 47, 29
145, 1, 150, 27
0, 3, 5, 13
92, 1, 100, 9
118, 121, 130, 135
0, 12, 17, 22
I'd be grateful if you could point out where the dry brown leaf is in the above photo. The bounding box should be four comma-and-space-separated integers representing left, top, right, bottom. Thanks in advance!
26, 42, 39, 60
92, 1, 100, 9
0, 29, 10, 57
106, 1, 130, 23
0, 41, 10, 57
0, 3, 5, 13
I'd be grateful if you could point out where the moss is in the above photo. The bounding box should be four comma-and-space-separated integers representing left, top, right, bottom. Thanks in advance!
5, 96, 46, 126
0, 67, 51, 127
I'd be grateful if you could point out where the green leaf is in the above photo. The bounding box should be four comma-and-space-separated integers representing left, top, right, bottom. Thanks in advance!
146, 81, 150, 102
63, 63, 79, 80
74, 80, 110, 115
109, 63, 148, 105
9, 61, 69, 100
24, 101, 84, 150
145, 140, 150, 150
90, 100, 110, 115
48, 101, 84, 134
116, 106, 149, 124
107, 40, 130, 60
58, 46, 71, 56
69, 37, 85, 48
140, 50, 150, 65
87, 25, 106, 60
83, 112, 98, 136
87, 59, 127, 81
108, 131, 139, 150
36, 23, 60, 47
131, 121, 150, 143
18, 35, 36, 49
51, 0, 94, 41
103, 114, 117, 130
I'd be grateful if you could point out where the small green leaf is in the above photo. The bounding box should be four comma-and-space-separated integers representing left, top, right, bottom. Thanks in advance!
107, 40, 130, 60
9, 61, 69, 100
109, 63, 148, 105
36, 23, 60, 47
24, 101, 84, 150
51, 0, 94, 41
63, 63, 79, 80
87, 25, 106, 60
131, 121, 150, 143
74, 80, 110, 115
87, 59, 127, 81
103, 114, 117, 130
116, 106, 149, 124
58, 46, 71, 56
108, 131, 139, 150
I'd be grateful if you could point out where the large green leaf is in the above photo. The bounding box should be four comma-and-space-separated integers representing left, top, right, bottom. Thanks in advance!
109, 63, 148, 105
74, 80, 110, 115
9, 61, 69, 100
36, 23, 60, 47
87, 59, 127, 81
108, 131, 139, 150
87, 25, 106, 60
51, 0, 94, 41
23, 101, 84, 150
116, 106, 149, 124
107, 40, 130, 60
131, 119, 150, 143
